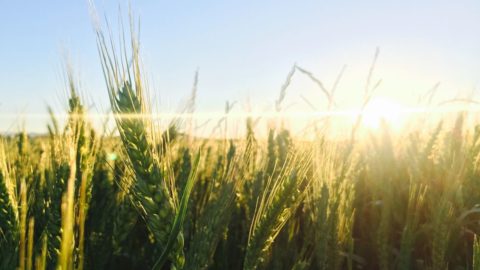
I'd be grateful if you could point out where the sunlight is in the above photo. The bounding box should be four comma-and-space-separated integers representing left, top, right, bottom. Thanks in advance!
362, 97, 405, 130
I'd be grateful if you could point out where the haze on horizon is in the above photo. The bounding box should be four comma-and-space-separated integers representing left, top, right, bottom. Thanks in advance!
1, 0, 479, 134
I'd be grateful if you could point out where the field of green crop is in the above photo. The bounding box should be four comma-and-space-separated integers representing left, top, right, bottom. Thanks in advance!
1, 18, 480, 270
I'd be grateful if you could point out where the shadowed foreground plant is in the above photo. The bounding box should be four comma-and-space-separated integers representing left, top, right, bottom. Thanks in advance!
0, 142, 19, 269
244, 151, 312, 270
185, 142, 245, 270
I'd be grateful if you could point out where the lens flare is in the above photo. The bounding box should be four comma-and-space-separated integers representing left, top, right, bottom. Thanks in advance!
362, 97, 405, 130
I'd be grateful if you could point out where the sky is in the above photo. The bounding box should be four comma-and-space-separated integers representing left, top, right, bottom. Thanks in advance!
1, 1, 480, 133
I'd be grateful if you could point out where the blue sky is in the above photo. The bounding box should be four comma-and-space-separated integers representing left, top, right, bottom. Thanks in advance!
1, 1, 479, 132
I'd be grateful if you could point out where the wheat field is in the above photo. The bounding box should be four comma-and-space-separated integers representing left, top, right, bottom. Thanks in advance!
1, 14, 480, 270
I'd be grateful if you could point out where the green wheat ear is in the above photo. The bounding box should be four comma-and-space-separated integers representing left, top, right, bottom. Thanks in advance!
185, 142, 244, 270
153, 152, 200, 270
96, 19, 190, 268
113, 80, 184, 268
244, 150, 312, 270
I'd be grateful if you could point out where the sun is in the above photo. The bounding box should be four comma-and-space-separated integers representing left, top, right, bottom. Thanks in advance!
361, 97, 405, 130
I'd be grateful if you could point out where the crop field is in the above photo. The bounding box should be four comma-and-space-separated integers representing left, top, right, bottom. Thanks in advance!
2, 10, 480, 270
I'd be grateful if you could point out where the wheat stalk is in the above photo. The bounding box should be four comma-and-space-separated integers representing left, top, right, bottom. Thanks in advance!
244, 150, 311, 270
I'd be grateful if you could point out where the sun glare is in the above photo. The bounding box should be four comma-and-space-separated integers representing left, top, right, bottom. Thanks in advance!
361, 97, 405, 130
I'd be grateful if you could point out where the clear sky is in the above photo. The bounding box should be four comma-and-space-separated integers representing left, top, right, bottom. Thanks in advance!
1, 1, 480, 133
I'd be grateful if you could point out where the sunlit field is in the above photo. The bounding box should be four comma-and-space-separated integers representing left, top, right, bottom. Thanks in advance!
2, 4, 480, 270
